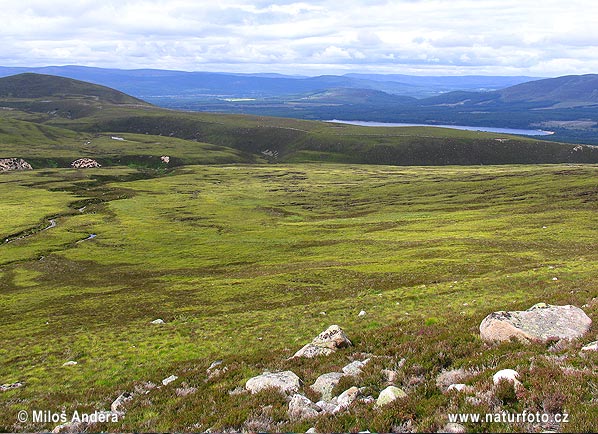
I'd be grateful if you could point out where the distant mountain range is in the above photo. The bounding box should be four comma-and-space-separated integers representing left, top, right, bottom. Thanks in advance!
0, 66, 597, 144
0, 65, 536, 99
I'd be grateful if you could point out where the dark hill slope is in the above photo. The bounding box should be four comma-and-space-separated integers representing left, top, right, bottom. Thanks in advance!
498, 74, 598, 105
0, 73, 147, 105
2, 73, 598, 166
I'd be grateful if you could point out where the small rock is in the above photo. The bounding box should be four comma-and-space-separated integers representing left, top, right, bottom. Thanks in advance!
360, 395, 376, 405
62, 361, 77, 367
447, 383, 467, 392
71, 158, 101, 169
342, 359, 369, 376
440, 422, 466, 433
311, 372, 344, 401
319, 311, 326, 315
151, 318, 165, 324
493, 369, 520, 385
0, 158, 33, 171
581, 341, 598, 351
480, 303, 592, 343
376, 385, 407, 406
436, 368, 469, 391
175, 386, 198, 397
381, 369, 398, 385
228, 386, 247, 396
292, 325, 352, 358
111, 392, 133, 414
288, 394, 321, 420
245, 371, 301, 395
52, 421, 86, 433
552, 277, 558, 281
334, 386, 360, 412
358, 310, 367, 317
160, 156, 170, 164
207, 360, 223, 372
315, 400, 337, 414
306, 428, 317, 434
0, 382, 23, 392
162, 375, 178, 386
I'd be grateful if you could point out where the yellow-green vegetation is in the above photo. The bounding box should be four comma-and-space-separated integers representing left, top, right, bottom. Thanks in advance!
1, 163, 596, 432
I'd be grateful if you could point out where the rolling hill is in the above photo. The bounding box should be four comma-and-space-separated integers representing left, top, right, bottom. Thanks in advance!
1, 73, 597, 168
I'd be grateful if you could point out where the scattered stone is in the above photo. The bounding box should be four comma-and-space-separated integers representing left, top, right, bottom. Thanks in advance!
358, 310, 367, 317
306, 428, 317, 434
436, 368, 470, 391
376, 385, 407, 406
0, 158, 32, 171
176, 386, 198, 397
245, 371, 301, 395
151, 318, 165, 324
315, 400, 337, 414
134, 381, 157, 395
581, 341, 598, 351
447, 383, 467, 392
360, 395, 376, 405
52, 421, 86, 433
62, 361, 78, 366
71, 158, 101, 169
342, 359, 370, 376
311, 372, 344, 401
160, 155, 170, 164
111, 392, 133, 414
381, 369, 398, 385
493, 369, 520, 385
439, 422, 467, 433
162, 375, 178, 386
334, 386, 360, 412
288, 394, 321, 420
292, 325, 352, 358
0, 382, 23, 392
480, 303, 592, 343
208, 360, 223, 371
228, 386, 247, 396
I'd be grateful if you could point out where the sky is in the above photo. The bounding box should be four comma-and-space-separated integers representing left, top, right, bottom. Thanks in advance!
2, 0, 598, 77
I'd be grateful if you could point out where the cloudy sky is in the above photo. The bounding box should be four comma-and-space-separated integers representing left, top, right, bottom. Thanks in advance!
2, 0, 598, 76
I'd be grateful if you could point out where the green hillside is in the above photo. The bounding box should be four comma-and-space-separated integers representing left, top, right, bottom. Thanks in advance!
1, 73, 597, 167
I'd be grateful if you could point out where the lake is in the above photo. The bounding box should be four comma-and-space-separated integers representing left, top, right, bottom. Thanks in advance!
325, 119, 554, 136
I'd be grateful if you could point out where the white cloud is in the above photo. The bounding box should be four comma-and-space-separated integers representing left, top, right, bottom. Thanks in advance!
0, 0, 597, 75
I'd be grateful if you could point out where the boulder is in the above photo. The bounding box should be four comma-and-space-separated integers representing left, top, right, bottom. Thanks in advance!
0, 381, 23, 392
293, 325, 352, 358
334, 386, 360, 412
288, 394, 321, 420
245, 371, 301, 395
342, 359, 370, 376
480, 303, 592, 343
492, 369, 520, 385
162, 375, 178, 386
111, 392, 133, 414
71, 158, 101, 169
439, 422, 466, 433
376, 386, 407, 406
311, 372, 344, 401
0, 158, 32, 171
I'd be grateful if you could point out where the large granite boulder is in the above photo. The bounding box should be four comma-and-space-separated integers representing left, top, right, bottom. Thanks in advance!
480, 303, 592, 343
311, 372, 344, 401
292, 325, 352, 358
245, 371, 301, 395
0, 158, 32, 171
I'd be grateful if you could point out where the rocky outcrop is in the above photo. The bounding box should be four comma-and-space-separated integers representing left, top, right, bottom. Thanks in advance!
311, 372, 344, 401
245, 371, 301, 395
0, 158, 32, 171
71, 158, 101, 168
292, 325, 352, 358
288, 394, 320, 420
376, 386, 407, 406
480, 303, 592, 343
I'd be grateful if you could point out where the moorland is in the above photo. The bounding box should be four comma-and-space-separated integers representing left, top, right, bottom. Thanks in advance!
0, 73, 597, 433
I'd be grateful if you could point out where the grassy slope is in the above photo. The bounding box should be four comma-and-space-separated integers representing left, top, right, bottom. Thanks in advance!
0, 163, 596, 432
